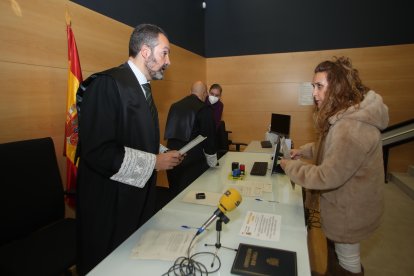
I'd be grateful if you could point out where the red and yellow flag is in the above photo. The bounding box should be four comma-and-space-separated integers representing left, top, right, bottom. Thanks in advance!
64, 16, 83, 208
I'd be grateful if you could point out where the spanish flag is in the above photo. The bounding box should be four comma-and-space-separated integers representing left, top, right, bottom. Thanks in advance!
64, 15, 82, 208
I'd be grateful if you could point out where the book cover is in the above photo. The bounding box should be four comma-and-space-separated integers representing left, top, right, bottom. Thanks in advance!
231, 243, 297, 276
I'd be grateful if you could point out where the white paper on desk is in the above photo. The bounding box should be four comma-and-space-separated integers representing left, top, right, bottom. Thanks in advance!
181, 190, 221, 206
131, 230, 195, 261
235, 180, 273, 193
178, 135, 206, 154
239, 211, 281, 242
230, 185, 262, 197
261, 182, 273, 193
236, 180, 272, 196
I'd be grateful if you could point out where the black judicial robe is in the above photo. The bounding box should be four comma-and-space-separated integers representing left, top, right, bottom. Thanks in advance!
76, 64, 159, 275
164, 95, 216, 197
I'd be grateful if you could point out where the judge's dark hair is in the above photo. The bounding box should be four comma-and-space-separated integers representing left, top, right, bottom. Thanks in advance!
129, 24, 168, 57
209, 83, 223, 94
313, 56, 370, 137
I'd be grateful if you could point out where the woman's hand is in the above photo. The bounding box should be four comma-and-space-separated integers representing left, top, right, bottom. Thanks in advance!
280, 158, 289, 170
289, 149, 302, 160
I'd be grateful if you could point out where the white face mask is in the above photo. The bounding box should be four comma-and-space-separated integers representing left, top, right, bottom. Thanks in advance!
208, 95, 219, 105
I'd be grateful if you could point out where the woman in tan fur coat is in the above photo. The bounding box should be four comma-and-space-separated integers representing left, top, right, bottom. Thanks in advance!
280, 56, 389, 276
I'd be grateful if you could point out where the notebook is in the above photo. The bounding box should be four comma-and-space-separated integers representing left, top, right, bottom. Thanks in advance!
250, 162, 268, 176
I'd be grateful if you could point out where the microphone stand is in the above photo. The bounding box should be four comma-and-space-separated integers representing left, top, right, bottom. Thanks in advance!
204, 215, 237, 268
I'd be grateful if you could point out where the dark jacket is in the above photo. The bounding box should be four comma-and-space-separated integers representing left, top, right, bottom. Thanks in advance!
77, 63, 158, 275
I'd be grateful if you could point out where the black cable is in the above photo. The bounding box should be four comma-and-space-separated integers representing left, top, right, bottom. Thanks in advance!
162, 233, 222, 276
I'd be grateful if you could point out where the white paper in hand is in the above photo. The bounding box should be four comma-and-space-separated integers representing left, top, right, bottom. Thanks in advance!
280, 137, 292, 159
178, 135, 206, 154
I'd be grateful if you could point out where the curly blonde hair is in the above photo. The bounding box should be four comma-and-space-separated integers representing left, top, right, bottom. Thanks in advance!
313, 56, 370, 137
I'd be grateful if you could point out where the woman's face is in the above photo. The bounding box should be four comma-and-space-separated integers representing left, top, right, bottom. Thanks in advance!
311, 72, 328, 108
208, 88, 221, 98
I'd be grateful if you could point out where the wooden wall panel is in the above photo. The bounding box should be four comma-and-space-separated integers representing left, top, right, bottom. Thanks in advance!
0, 0, 67, 68
389, 142, 414, 173
207, 44, 414, 173
0, 62, 66, 140
0, 62, 67, 178
219, 82, 316, 147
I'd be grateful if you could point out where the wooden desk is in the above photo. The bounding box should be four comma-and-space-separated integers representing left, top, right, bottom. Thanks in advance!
88, 152, 311, 276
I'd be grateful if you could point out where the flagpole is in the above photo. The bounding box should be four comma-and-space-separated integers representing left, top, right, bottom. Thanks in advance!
65, 10, 71, 26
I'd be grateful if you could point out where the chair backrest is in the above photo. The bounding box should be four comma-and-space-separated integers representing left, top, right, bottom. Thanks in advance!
216, 121, 231, 159
216, 120, 229, 151
0, 137, 64, 246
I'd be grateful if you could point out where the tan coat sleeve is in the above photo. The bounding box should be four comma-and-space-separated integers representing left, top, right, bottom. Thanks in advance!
298, 142, 315, 159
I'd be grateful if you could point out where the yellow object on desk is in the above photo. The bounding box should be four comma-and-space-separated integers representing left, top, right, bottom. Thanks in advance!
228, 173, 245, 181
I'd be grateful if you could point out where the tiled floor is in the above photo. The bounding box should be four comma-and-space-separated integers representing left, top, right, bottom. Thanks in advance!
360, 181, 414, 276
308, 180, 414, 276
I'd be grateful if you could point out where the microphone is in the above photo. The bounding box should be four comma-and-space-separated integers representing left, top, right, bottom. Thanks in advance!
196, 188, 242, 236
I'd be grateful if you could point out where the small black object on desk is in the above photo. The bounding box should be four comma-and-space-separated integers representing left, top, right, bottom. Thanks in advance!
260, 140, 272, 148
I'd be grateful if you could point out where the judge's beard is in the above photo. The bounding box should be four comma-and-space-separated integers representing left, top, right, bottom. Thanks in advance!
145, 54, 167, 80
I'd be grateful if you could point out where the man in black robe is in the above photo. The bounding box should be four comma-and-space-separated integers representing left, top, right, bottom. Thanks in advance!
164, 81, 218, 201
76, 24, 183, 275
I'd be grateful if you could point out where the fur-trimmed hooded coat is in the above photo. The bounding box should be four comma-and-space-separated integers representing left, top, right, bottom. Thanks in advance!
284, 90, 389, 243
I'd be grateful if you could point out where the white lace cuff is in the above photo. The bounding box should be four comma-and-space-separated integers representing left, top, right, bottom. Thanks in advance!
110, 147, 156, 188
204, 152, 218, 167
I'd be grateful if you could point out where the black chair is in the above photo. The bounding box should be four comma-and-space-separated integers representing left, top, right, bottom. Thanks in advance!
216, 121, 247, 159
0, 137, 76, 276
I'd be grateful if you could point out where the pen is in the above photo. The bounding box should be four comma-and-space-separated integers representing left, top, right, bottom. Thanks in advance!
255, 198, 279, 203
181, 225, 208, 231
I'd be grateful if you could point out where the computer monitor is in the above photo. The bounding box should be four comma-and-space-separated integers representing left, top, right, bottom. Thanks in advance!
270, 113, 291, 138
270, 140, 285, 174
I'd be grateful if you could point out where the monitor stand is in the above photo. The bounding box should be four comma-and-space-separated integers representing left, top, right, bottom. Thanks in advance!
273, 163, 285, 174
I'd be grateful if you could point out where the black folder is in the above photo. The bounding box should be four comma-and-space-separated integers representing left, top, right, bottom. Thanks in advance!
231, 243, 297, 276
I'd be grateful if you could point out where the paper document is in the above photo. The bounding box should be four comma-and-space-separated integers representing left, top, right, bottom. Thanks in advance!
280, 137, 292, 159
229, 180, 273, 197
230, 185, 263, 197
181, 190, 221, 206
299, 82, 314, 105
235, 180, 273, 193
239, 211, 281, 242
178, 135, 206, 154
131, 230, 195, 261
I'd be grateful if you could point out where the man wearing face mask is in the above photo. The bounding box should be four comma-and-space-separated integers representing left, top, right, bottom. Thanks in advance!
164, 81, 218, 200
76, 24, 184, 275
206, 83, 224, 129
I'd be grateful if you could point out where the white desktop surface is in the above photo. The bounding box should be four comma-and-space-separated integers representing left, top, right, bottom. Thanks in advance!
244, 140, 275, 154
88, 152, 311, 276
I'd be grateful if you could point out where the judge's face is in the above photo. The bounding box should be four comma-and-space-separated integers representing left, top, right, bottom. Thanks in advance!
145, 34, 171, 80
311, 72, 328, 108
